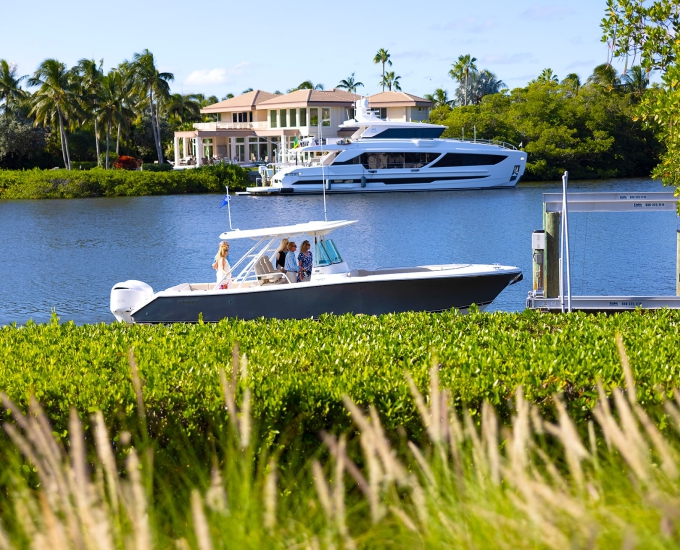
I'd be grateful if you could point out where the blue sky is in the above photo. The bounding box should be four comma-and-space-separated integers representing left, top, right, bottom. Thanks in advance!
2, 0, 623, 99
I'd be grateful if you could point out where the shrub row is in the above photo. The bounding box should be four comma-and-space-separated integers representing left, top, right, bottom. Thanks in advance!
1, 310, 679, 453
0, 164, 249, 199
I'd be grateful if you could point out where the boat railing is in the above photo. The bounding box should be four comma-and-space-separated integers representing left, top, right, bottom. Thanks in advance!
451, 138, 518, 150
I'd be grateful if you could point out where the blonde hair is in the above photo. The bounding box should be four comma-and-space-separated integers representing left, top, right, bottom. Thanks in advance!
287, 241, 297, 251
301, 240, 311, 251
277, 238, 289, 253
217, 241, 229, 259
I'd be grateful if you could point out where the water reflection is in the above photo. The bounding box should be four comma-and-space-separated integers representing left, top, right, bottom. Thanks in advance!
0, 178, 673, 325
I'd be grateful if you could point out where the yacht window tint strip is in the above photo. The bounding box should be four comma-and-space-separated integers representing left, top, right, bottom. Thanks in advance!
430, 153, 507, 168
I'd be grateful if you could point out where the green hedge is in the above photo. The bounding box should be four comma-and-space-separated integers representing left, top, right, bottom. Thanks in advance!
141, 163, 173, 172
0, 164, 249, 198
1, 310, 679, 452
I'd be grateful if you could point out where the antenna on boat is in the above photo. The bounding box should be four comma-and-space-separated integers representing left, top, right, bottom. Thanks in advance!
319, 119, 328, 222
223, 185, 238, 231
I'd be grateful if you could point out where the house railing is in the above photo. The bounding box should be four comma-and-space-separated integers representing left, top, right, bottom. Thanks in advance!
193, 121, 269, 131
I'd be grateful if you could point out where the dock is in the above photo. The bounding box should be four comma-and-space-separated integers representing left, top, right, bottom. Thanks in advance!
526, 174, 680, 312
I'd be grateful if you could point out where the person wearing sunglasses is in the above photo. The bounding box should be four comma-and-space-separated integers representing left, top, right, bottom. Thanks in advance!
284, 241, 300, 280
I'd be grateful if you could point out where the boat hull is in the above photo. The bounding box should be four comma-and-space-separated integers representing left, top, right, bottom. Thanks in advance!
131, 271, 520, 323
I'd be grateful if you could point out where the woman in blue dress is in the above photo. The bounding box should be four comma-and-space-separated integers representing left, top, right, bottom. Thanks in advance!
297, 240, 313, 282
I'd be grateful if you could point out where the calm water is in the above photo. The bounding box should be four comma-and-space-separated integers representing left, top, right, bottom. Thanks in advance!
1, 178, 676, 325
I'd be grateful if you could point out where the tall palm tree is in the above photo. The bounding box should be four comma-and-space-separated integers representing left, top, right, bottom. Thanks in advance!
0, 60, 28, 118
587, 64, 620, 91
424, 88, 453, 108
167, 93, 202, 125
113, 61, 137, 156
373, 49, 392, 92
380, 71, 401, 92
98, 70, 135, 168
28, 59, 80, 170
72, 58, 104, 164
621, 65, 649, 99
449, 55, 478, 105
288, 80, 324, 92
536, 68, 559, 83
337, 73, 364, 94
130, 49, 174, 164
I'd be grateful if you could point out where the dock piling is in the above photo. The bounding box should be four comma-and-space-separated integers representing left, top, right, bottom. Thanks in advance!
544, 212, 560, 298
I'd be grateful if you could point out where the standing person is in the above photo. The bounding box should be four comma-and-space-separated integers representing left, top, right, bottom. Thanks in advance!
284, 241, 299, 280
214, 241, 231, 289
274, 238, 289, 271
298, 240, 313, 282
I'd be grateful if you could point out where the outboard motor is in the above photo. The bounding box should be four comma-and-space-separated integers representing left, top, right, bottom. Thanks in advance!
110, 280, 154, 323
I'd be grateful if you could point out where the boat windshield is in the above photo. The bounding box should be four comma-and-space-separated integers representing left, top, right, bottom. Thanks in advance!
314, 239, 343, 266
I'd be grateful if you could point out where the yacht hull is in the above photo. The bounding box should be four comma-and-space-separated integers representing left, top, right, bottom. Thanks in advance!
131, 270, 520, 323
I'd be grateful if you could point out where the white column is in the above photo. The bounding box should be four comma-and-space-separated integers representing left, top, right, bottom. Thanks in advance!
183, 137, 189, 157
174, 136, 180, 166
196, 136, 203, 167
230, 137, 236, 160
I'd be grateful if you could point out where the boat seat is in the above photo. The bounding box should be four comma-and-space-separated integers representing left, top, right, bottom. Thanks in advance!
254, 257, 286, 285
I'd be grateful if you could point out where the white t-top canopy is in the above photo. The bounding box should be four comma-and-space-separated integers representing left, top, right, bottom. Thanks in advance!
219, 220, 357, 240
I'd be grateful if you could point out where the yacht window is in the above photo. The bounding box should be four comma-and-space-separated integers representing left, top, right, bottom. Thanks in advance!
358, 152, 439, 169
300, 108, 307, 126
431, 153, 507, 167
322, 108, 331, 127
314, 239, 343, 267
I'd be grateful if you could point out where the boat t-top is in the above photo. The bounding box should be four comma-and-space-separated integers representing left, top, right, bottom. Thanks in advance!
246, 98, 527, 195
110, 220, 522, 323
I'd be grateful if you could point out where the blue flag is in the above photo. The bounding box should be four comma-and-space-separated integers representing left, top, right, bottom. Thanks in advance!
219, 195, 231, 209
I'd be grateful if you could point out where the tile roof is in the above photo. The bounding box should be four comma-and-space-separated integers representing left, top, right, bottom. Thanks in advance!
367, 91, 433, 107
200, 90, 278, 113
259, 89, 361, 108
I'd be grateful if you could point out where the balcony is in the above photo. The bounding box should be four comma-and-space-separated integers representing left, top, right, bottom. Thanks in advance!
193, 121, 269, 131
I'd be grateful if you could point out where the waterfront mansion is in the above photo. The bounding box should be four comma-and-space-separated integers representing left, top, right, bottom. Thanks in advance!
172, 90, 433, 166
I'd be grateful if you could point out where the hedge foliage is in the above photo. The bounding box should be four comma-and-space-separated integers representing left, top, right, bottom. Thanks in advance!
0, 164, 249, 199
1, 310, 679, 453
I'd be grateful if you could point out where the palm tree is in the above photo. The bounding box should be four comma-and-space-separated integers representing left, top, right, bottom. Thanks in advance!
587, 64, 620, 91
28, 59, 80, 170
113, 63, 137, 156
424, 88, 453, 108
241, 88, 253, 94
380, 71, 401, 92
449, 55, 478, 105
373, 49, 392, 92
288, 80, 324, 92
222, 93, 235, 100
130, 49, 174, 164
0, 60, 28, 118
337, 73, 364, 93
536, 68, 559, 83
454, 70, 505, 105
561, 73, 581, 95
167, 93, 202, 126
72, 58, 104, 164
621, 65, 649, 99
98, 70, 135, 168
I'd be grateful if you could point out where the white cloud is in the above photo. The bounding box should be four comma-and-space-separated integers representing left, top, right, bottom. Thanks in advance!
522, 6, 574, 20
184, 62, 250, 86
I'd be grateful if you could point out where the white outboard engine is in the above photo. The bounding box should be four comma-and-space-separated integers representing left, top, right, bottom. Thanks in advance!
110, 280, 154, 323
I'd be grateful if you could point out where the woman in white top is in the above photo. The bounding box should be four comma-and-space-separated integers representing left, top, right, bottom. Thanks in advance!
214, 241, 231, 289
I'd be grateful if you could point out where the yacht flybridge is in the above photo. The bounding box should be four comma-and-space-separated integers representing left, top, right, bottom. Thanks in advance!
246, 99, 527, 195
110, 220, 522, 323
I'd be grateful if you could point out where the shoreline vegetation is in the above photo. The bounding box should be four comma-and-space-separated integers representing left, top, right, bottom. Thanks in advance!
0, 163, 250, 199
1, 310, 680, 546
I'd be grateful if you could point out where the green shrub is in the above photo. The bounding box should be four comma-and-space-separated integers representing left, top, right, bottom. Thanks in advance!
0, 164, 249, 199
72, 161, 99, 170
141, 163, 173, 171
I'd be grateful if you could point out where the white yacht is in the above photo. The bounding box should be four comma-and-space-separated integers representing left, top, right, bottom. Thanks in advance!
110, 220, 522, 323
247, 99, 527, 195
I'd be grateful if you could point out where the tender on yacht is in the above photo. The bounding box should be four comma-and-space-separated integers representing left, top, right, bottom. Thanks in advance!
247, 99, 527, 195
110, 220, 522, 323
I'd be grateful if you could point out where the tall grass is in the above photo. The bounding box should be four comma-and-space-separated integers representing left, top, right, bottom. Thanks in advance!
1, 336, 680, 548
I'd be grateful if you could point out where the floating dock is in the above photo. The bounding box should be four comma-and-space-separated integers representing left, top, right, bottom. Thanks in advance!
526, 176, 680, 312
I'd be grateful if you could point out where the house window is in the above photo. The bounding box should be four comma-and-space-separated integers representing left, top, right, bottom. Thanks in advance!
300, 108, 307, 126
232, 113, 237, 123
217, 113, 222, 122
280, 109, 287, 127
310, 108, 318, 126
322, 108, 331, 126
290, 109, 297, 127
270, 110, 277, 128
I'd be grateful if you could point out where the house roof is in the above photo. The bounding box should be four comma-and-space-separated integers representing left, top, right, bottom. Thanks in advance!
200, 90, 278, 113
258, 89, 360, 109
366, 91, 433, 107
